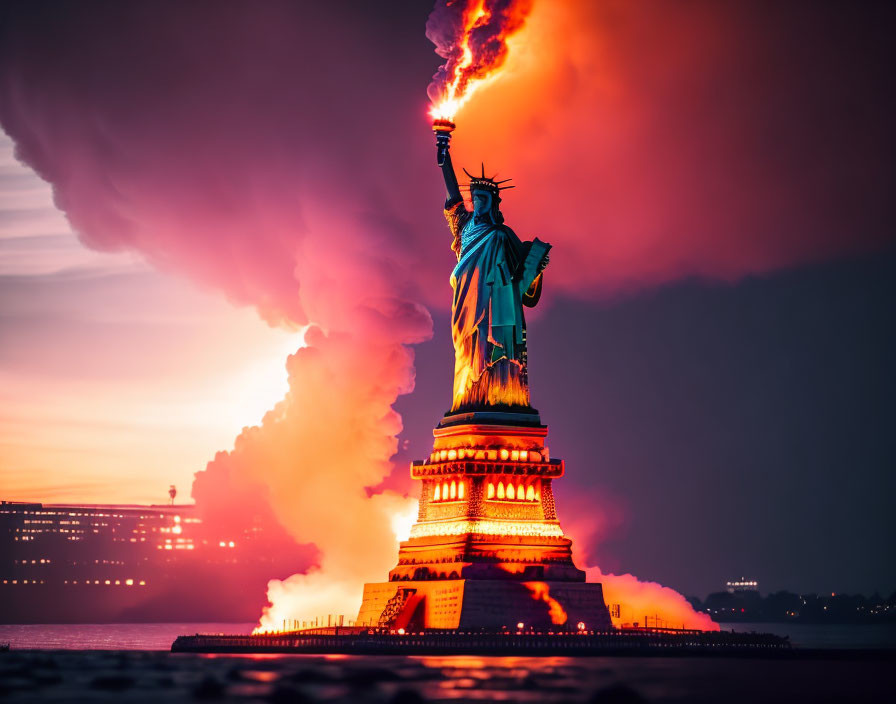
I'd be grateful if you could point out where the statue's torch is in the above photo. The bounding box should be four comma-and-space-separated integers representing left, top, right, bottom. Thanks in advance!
432, 118, 456, 167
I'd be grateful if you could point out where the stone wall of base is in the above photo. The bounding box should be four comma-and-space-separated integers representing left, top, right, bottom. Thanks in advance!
357, 579, 613, 632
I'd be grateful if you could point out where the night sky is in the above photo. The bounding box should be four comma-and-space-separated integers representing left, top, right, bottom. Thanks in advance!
1, 0, 893, 600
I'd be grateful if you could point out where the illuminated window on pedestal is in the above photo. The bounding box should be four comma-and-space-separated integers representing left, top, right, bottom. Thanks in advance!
486, 480, 540, 502
432, 478, 466, 502
431, 477, 541, 503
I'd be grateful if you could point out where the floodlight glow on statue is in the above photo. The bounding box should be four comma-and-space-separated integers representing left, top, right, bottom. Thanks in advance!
433, 124, 551, 413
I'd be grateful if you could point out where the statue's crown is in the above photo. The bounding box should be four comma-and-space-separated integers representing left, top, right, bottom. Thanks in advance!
461, 164, 515, 195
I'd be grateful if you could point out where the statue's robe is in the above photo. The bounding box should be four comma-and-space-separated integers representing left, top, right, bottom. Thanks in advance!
445, 200, 550, 412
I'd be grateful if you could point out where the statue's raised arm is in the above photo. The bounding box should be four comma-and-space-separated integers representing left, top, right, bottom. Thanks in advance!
433, 119, 462, 206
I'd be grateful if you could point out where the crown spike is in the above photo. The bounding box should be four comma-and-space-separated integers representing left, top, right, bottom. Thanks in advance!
459, 163, 515, 194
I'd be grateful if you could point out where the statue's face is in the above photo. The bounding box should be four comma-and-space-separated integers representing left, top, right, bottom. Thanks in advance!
471, 188, 494, 216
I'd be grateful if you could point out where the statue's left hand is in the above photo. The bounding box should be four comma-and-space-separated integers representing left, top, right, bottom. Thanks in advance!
538, 253, 550, 273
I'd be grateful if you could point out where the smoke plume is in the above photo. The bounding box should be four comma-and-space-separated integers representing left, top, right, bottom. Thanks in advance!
426, 0, 532, 111
561, 492, 717, 630
450, 0, 894, 293
585, 566, 718, 631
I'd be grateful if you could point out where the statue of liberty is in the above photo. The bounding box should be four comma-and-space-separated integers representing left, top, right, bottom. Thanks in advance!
434, 126, 551, 414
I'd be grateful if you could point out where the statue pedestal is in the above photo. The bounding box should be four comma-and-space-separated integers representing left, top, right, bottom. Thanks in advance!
357, 415, 612, 631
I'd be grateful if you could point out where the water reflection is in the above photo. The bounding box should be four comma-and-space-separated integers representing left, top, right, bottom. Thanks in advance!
0, 650, 891, 702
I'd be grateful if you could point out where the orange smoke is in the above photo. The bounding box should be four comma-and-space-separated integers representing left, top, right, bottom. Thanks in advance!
585, 566, 718, 631
525, 582, 568, 625
254, 495, 419, 633
563, 487, 717, 631
427, 0, 532, 120
446, 0, 894, 295
191, 207, 432, 633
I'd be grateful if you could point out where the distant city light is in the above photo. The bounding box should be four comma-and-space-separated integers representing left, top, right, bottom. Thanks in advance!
726, 578, 759, 593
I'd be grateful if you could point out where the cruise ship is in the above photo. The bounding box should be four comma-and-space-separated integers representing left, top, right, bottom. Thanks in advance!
0, 500, 312, 623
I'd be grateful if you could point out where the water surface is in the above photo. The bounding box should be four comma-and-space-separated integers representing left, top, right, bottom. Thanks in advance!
0, 649, 892, 703
721, 621, 896, 649
1, 622, 893, 702
0, 623, 254, 650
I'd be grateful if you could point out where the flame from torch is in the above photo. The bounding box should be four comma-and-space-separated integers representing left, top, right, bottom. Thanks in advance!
426, 0, 532, 123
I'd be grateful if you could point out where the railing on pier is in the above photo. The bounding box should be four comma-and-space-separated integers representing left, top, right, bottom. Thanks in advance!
172, 627, 791, 655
